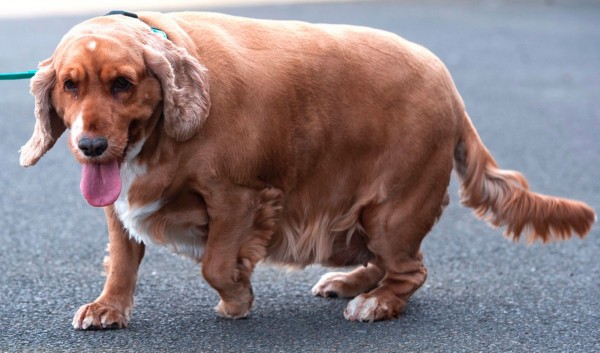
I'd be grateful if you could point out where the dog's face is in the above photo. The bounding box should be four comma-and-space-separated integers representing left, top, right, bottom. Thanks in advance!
53, 35, 161, 166
20, 16, 211, 207
53, 35, 164, 207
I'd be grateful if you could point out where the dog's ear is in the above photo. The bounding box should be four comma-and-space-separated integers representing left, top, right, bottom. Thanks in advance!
20, 58, 66, 167
143, 38, 210, 141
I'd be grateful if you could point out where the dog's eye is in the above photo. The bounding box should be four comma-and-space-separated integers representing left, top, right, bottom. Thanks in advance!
64, 79, 78, 92
112, 77, 132, 95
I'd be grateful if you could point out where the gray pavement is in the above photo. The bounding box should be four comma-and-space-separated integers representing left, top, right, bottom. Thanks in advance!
1, 1, 599, 352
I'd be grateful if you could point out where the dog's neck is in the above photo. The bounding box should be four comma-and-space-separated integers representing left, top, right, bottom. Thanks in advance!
125, 103, 165, 166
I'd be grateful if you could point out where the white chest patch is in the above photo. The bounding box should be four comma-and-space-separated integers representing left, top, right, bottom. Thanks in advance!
113, 160, 206, 261
113, 162, 158, 245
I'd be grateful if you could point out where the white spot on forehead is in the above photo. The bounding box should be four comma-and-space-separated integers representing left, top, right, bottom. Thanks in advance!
87, 40, 97, 51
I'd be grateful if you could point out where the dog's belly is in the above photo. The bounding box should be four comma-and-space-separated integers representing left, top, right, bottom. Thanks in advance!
265, 188, 376, 267
265, 211, 374, 268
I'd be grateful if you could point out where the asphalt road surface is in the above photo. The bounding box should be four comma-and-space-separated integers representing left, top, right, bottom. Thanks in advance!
1, 1, 599, 352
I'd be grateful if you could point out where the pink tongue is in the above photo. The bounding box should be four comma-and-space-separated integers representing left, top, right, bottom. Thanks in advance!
80, 161, 122, 207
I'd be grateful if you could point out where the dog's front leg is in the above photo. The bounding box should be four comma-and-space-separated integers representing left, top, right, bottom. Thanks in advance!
72, 206, 145, 329
202, 187, 282, 319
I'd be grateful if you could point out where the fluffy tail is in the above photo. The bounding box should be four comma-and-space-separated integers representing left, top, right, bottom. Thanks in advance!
454, 114, 596, 242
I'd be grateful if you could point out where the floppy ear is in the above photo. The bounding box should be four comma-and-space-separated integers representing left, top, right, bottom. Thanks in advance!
19, 58, 66, 167
143, 38, 210, 141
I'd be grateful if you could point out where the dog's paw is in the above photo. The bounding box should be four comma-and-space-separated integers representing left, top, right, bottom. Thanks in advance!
214, 299, 252, 319
311, 272, 348, 298
311, 271, 370, 298
72, 302, 130, 330
343, 294, 401, 322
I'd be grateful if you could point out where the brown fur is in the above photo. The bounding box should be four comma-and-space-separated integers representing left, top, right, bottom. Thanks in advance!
455, 116, 595, 242
20, 12, 595, 327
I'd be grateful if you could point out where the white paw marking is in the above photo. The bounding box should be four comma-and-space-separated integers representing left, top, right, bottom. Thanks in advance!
72, 315, 80, 329
100, 312, 118, 329
344, 296, 383, 322
81, 316, 95, 330
311, 272, 345, 296
214, 300, 250, 319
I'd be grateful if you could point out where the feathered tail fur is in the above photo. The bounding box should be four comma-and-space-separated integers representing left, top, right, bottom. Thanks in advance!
454, 114, 596, 242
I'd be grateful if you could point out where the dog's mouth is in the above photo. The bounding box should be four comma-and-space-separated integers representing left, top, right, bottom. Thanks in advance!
80, 160, 122, 207
79, 134, 141, 207
77, 122, 146, 207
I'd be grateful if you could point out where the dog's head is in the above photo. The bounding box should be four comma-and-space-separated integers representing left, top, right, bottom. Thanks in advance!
20, 15, 210, 207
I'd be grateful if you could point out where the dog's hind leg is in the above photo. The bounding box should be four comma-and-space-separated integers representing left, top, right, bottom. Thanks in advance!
343, 157, 452, 321
342, 246, 427, 322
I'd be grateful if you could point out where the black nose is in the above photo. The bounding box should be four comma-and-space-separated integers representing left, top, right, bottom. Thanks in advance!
78, 137, 108, 157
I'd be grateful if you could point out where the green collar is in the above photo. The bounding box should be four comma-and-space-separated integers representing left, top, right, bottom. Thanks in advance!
105, 10, 168, 39
151, 27, 168, 39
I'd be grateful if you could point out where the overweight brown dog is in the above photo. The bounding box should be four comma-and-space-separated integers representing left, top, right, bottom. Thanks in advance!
20, 11, 595, 328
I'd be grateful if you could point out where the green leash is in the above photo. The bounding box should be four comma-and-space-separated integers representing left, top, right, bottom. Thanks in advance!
0, 70, 38, 80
